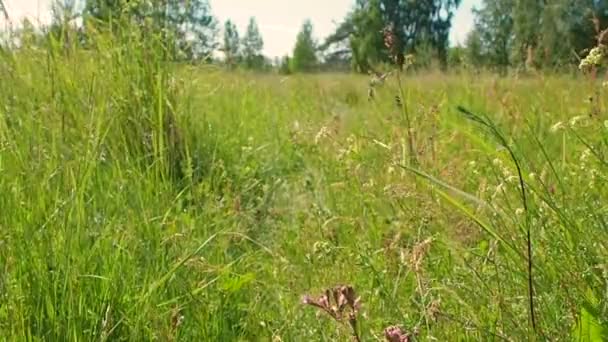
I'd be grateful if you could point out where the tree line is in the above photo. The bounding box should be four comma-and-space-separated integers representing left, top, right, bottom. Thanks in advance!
321, 0, 608, 73
10, 0, 321, 73
463, 0, 608, 73
7, 0, 608, 74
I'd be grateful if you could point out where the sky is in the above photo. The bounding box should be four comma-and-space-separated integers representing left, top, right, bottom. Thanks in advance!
2, 0, 480, 58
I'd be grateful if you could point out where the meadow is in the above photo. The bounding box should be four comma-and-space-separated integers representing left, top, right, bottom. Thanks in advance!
1, 25, 608, 341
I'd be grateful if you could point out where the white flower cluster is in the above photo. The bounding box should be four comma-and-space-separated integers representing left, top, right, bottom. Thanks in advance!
337, 134, 358, 160
550, 121, 565, 133
578, 148, 599, 188
579, 45, 606, 70
493, 158, 516, 183
314, 126, 331, 145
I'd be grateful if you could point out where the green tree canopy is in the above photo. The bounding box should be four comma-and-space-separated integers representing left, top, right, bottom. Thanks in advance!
322, 0, 462, 72
464, 28, 484, 67
291, 19, 318, 72
466, 0, 514, 71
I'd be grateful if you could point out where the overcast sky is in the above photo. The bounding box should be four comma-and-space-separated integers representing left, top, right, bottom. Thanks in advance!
2, 0, 480, 57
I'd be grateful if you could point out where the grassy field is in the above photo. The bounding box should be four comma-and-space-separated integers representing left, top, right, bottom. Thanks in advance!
1, 25, 608, 341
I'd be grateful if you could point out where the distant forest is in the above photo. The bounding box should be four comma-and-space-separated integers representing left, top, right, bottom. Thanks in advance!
3, 0, 608, 74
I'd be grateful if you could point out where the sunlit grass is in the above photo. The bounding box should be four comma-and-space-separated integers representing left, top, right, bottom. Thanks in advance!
1, 21, 607, 340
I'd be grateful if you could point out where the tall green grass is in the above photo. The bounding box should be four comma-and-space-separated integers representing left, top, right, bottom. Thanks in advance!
1, 17, 607, 340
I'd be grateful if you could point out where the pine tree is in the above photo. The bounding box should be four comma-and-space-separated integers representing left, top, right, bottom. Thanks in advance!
291, 20, 318, 72
242, 17, 265, 69
223, 19, 240, 68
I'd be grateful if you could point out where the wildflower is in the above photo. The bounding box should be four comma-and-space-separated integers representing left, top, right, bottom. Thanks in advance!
569, 115, 585, 127
550, 121, 565, 133
346, 134, 356, 146
373, 139, 391, 150
101, 305, 112, 339
409, 238, 432, 273
384, 326, 410, 342
315, 126, 330, 144
301, 285, 361, 321
363, 178, 376, 189
369, 70, 392, 87
395, 95, 402, 108
492, 182, 506, 200
405, 54, 415, 67
170, 307, 184, 334
383, 24, 404, 69
427, 299, 441, 322
579, 45, 606, 71
580, 149, 592, 163
515, 208, 524, 216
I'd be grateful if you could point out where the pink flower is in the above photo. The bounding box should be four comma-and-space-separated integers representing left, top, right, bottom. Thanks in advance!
384, 326, 410, 342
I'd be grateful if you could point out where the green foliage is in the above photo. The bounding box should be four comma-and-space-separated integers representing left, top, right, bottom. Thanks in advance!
83, 0, 123, 23
323, 0, 462, 72
242, 17, 265, 70
349, 0, 386, 73
447, 45, 466, 69
465, 28, 485, 67
291, 19, 318, 72
575, 307, 608, 341
573, 291, 608, 341
536, 0, 608, 68
469, 0, 608, 70
382, 0, 461, 69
